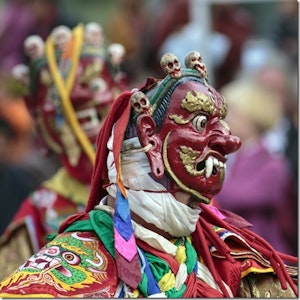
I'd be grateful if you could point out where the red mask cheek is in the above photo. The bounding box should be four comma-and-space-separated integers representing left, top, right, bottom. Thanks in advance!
161, 118, 241, 203
162, 130, 226, 201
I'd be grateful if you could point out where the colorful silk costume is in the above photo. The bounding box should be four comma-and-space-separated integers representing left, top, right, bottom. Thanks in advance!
0, 51, 297, 298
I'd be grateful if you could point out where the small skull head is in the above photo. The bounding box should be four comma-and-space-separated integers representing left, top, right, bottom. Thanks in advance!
51, 25, 72, 51
160, 53, 182, 78
185, 51, 208, 78
108, 43, 126, 67
85, 22, 104, 46
12, 64, 30, 86
24, 35, 45, 61
130, 91, 151, 114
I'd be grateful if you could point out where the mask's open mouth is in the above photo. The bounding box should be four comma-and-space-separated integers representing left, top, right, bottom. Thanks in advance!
179, 146, 226, 179
24, 255, 60, 271
166, 139, 225, 204
196, 154, 226, 179
196, 160, 218, 176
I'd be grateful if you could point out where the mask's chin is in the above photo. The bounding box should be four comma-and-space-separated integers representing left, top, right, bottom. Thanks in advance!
170, 160, 225, 205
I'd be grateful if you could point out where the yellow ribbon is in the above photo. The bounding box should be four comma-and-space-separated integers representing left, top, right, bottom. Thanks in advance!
175, 245, 187, 264
45, 23, 96, 165
159, 270, 176, 292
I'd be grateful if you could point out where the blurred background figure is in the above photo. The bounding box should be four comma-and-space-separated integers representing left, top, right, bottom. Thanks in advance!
239, 39, 297, 173
238, 40, 298, 256
0, 80, 37, 236
146, 0, 253, 89
215, 79, 296, 256
105, 0, 147, 85
0, 23, 127, 280
270, 0, 298, 66
211, 2, 253, 88
0, 0, 78, 74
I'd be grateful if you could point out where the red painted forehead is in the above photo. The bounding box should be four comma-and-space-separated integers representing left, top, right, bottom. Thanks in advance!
150, 79, 228, 128
171, 81, 224, 113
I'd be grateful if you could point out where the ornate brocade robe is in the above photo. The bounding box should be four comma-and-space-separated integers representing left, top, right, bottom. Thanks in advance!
0, 207, 297, 298
0, 168, 89, 281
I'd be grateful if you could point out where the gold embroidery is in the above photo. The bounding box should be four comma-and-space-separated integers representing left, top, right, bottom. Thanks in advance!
80, 60, 103, 84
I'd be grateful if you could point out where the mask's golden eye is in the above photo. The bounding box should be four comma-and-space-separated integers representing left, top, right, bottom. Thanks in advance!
192, 115, 207, 132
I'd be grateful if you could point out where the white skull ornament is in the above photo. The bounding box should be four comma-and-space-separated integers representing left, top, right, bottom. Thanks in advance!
84, 22, 104, 46
24, 35, 45, 61
130, 91, 152, 114
51, 25, 72, 51
160, 53, 182, 78
185, 51, 208, 79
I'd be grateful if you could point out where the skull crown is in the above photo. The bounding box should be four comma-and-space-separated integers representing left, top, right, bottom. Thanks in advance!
185, 51, 208, 80
131, 51, 210, 115
160, 51, 208, 80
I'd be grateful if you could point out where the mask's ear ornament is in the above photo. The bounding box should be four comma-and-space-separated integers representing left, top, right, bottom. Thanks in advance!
130, 91, 165, 179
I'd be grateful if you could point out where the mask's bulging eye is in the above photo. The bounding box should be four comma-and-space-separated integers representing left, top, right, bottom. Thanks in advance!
62, 252, 80, 265
192, 115, 207, 132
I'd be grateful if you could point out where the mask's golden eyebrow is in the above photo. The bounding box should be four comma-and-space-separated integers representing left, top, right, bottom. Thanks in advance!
181, 90, 217, 115
168, 90, 228, 125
